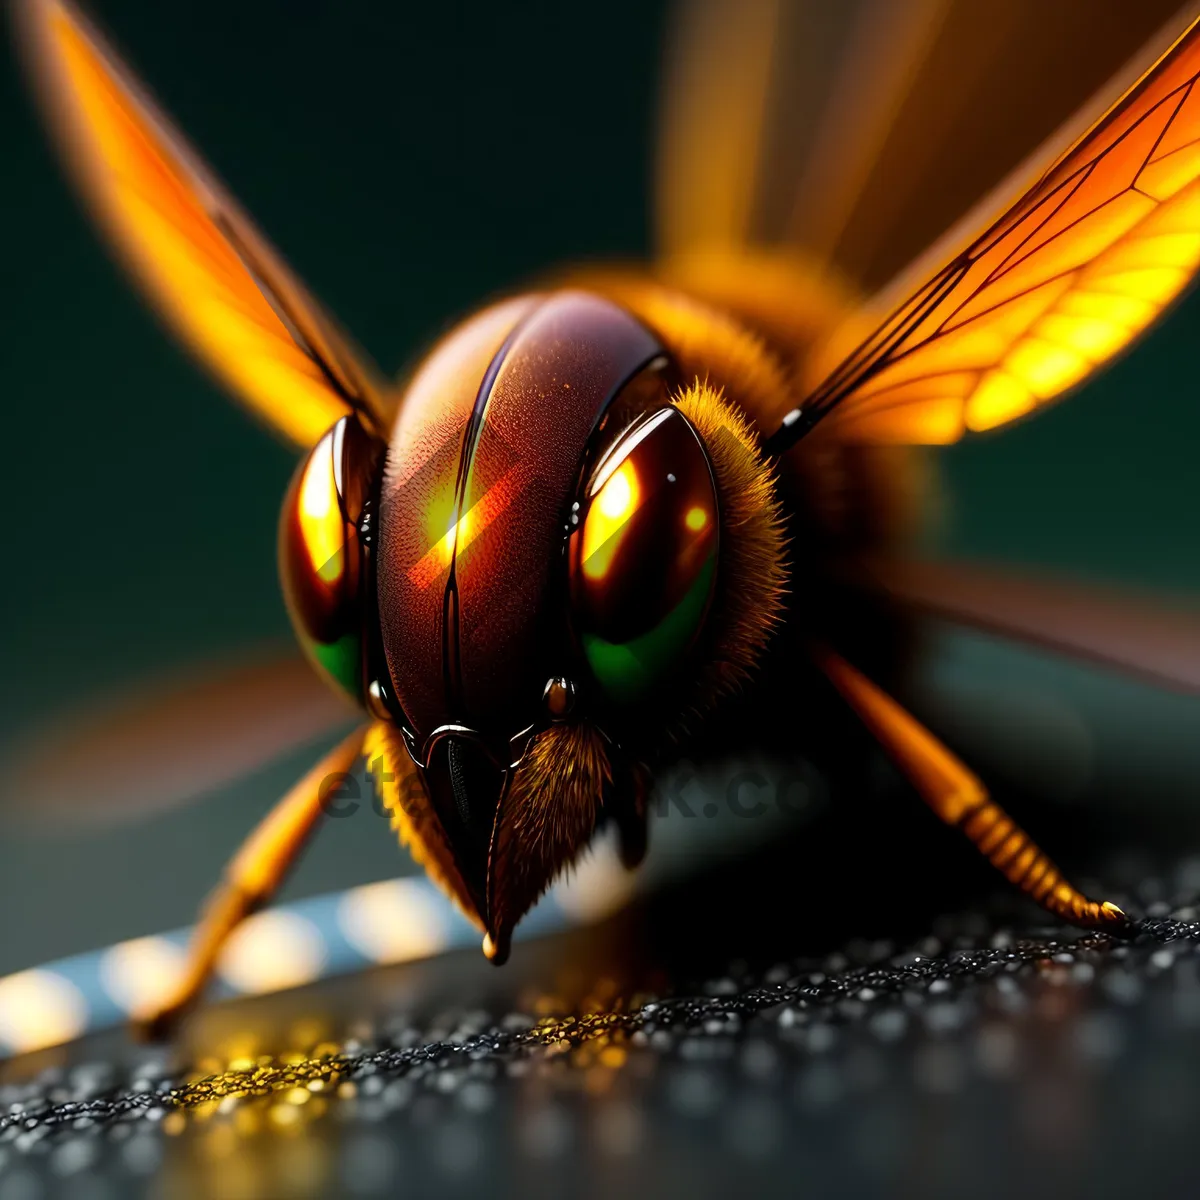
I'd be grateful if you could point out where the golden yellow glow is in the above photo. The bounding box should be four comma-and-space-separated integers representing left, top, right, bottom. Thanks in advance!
162, 1111, 187, 1136
1060, 290, 1153, 325
45, 7, 349, 447
582, 461, 641, 581
1105, 231, 1200, 271
842, 397, 963, 444
419, 473, 460, 572
1010, 192, 1154, 283
1091, 266, 1188, 304
337, 879, 449, 964
655, 0, 779, 256
408, 464, 526, 590
966, 371, 1034, 432
599, 464, 636, 519
856, 372, 976, 413
298, 436, 343, 584
684, 505, 709, 532
100, 935, 186, 1019
1141, 143, 1200, 200
1037, 312, 1132, 360
808, 21, 1200, 447
217, 910, 326, 995
417, 515, 460, 583
0, 968, 87, 1054
1005, 338, 1089, 399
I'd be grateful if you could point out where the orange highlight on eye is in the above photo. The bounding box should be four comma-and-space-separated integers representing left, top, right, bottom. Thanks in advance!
297, 435, 343, 584
582, 461, 641, 581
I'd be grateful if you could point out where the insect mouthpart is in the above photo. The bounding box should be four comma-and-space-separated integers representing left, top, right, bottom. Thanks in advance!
445, 735, 501, 837
387, 717, 614, 965
424, 732, 508, 925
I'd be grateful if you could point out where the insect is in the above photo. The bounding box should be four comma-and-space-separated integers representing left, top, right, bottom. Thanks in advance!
14, 0, 1200, 1035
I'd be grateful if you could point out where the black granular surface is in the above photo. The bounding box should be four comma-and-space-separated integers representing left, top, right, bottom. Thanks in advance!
5, 794, 1200, 1200
4, 902, 1200, 1199
1, 916, 1194, 1134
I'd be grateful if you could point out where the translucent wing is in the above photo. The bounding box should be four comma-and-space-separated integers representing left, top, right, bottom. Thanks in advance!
858, 557, 1200, 695
0, 648, 357, 830
657, 0, 1189, 294
771, 10, 1200, 449
16, 0, 388, 448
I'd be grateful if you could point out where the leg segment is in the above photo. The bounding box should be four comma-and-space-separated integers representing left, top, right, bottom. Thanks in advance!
812, 646, 1128, 931
139, 727, 365, 1037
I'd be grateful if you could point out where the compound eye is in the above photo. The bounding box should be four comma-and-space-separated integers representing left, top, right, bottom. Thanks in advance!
568, 406, 718, 704
279, 415, 378, 703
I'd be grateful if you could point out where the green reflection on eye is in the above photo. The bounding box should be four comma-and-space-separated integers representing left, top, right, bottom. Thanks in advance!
582, 554, 715, 704
308, 632, 362, 700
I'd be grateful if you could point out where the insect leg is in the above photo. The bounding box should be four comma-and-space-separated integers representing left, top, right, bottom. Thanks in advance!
607, 758, 652, 870
811, 645, 1129, 933
137, 727, 366, 1039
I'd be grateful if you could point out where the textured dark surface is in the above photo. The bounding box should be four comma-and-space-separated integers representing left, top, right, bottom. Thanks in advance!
4, 804, 1200, 1200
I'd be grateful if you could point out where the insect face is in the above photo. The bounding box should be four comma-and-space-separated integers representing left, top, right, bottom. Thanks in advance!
345, 289, 786, 955
359, 293, 657, 947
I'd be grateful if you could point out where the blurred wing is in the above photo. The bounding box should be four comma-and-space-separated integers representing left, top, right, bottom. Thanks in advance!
656, 0, 784, 260
779, 10, 1200, 447
0, 649, 358, 830
863, 557, 1200, 695
17, 0, 388, 448
657, 0, 1189, 293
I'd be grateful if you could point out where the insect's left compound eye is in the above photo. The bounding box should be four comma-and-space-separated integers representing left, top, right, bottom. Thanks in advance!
568, 406, 718, 704
279, 415, 380, 704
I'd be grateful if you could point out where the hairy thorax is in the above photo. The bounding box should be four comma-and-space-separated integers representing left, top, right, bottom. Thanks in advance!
575, 260, 931, 559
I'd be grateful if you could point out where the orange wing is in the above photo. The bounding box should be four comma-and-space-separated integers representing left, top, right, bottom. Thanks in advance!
17, 0, 387, 448
777, 10, 1200, 448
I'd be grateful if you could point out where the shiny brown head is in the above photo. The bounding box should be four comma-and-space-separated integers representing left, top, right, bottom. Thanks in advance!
282, 289, 787, 958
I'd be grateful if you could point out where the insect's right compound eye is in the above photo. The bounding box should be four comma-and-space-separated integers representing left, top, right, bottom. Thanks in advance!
568, 405, 719, 705
279, 415, 380, 705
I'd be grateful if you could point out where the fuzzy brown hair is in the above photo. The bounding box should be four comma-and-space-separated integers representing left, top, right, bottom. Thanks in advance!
486, 722, 612, 953
667, 380, 788, 736
363, 721, 484, 932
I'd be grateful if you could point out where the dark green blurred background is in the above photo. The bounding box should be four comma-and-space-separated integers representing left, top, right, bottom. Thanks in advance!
2, 0, 1199, 978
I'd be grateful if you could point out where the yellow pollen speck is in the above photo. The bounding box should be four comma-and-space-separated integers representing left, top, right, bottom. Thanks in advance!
203, 1123, 239, 1159
234, 1108, 260, 1136
599, 1045, 627, 1069
268, 1103, 302, 1129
